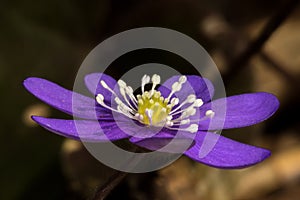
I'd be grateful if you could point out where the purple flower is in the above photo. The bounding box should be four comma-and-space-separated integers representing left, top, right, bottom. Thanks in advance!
23, 73, 279, 169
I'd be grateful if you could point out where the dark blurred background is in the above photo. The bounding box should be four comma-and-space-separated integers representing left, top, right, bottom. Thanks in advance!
1, 0, 300, 199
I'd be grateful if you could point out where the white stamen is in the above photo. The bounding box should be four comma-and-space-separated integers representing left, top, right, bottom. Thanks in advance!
141, 75, 150, 93
172, 82, 181, 92
166, 121, 173, 126
150, 74, 161, 96
166, 116, 173, 121
100, 80, 117, 96
186, 124, 198, 133
187, 94, 196, 103
96, 93, 104, 103
170, 98, 179, 106
96, 94, 129, 116
179, 76, 187, 84
126, 86, 138, 105
180, 119, 190, 125
118, 82, 137, 111
170, 94, 203, 115
193, 99, 204, 107
117, 79, 127, 88
205, 110, 215, 118
151, 74, 161, 84
95, 74, 211, 134
117, 105, 135, 119
114, 97, 134, 113
166, 123, 198, 133
100, 80, 109, 89
183, 108, 196, 118
166, 76, 187, 100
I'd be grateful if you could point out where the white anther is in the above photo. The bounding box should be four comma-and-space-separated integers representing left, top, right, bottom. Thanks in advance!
96, 94, 104, 104
180, 119, 190, 125
181, 108, 196, 118
135, 113, 144, 121
117, 105, 132, 117
127, 87, 137, 103
165, 123, 198, 133
186, 124, 198, 133
142, 74, 150, 83
179, 76, 187, 84
114, 97, 122, 105
205, 110, 215, 118
186, 94, 196, 103
150, 74, 161, 96
167, 78, 186, 100
171, 82, 181, 92
166, 115, 173, 121
141, 74, 150, 93
100, 80, 118, 96
166, 82, 180, 101
126, 86, 133, 94
118, 84, 138, 110
119, 87, 126, 97
100, 80, 108, 89
194, 99, 204, 107
117, 79, 126, 88
96, 94, 128, 116
115, 97, 134, 113
166, 121, 173, 126
151, 74, 161, 84
170, 98, 179, 106
187, 108, 196, 116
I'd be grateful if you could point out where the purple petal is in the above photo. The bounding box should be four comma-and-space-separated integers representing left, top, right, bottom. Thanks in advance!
23, 77, 106, 119
84, 73, 119, 105
158, 75, 214, 103
199, 92, 280, 130
130, 131, 194, 153
184, 131, 271, 168
84, 73, 117, 95
32, 116, 129, 142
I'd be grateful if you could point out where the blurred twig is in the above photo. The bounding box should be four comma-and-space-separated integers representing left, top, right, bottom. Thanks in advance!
223, 0, 300, 86
259, 52, 300, 88
92, 171, 128, 200
201, 2, 300, 89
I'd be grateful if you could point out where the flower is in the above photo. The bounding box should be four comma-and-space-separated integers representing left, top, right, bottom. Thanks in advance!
23, 73, 279, 169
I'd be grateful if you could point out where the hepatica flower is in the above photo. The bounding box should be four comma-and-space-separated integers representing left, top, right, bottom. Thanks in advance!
23, 73, 279, 168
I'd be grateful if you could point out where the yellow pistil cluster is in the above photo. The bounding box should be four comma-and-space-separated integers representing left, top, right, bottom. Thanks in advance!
136, 91, 172, 126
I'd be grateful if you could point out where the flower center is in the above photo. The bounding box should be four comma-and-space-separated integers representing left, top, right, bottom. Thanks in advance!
96, 74, 214, 133
136, 91, 171, 126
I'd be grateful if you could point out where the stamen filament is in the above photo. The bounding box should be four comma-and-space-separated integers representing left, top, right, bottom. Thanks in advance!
141, 75, 150, 94
101, 80, 118, 97
118, 82, 137, 111
166, 124, 198, 133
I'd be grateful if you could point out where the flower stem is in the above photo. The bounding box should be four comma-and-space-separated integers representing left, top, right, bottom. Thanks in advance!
224, 0, 299, 86
92, 170, 128, 200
